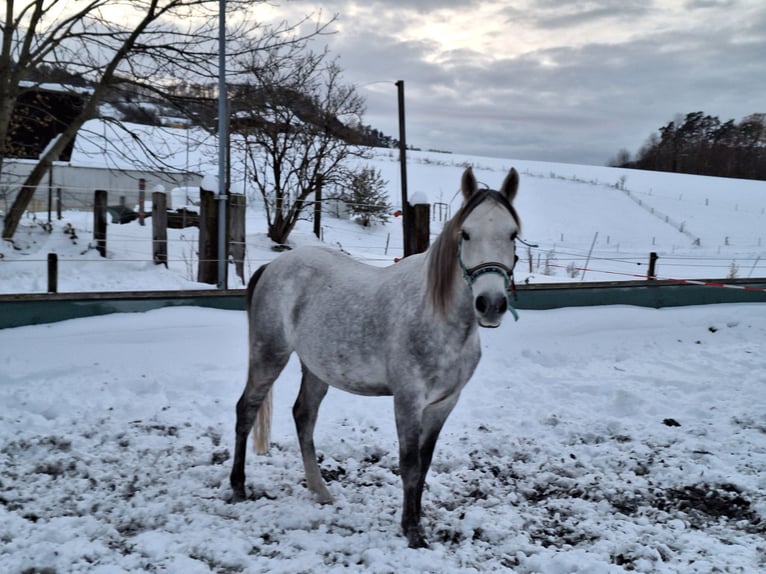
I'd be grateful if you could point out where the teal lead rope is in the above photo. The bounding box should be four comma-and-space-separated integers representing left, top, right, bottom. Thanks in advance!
506, 278, 520, 322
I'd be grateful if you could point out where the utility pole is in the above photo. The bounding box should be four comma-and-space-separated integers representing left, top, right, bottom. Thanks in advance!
216, 0, 228, 289
396, 80, 412, 257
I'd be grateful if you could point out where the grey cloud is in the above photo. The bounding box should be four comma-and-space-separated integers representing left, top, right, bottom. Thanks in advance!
282, 0, 766, 164
504, 0, 650, 29
684, 0, 736, 8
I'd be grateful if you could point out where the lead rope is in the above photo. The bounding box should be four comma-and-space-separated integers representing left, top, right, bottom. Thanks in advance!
507, 260, 520, 321
505, 279, 520, 322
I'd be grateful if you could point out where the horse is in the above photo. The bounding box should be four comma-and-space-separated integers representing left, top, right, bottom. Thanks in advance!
230, 166, 522, 548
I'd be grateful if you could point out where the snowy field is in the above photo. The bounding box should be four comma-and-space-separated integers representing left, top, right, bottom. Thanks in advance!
1, 304, 765, 573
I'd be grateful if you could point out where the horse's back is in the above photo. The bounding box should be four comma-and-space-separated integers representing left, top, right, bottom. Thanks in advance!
255, 246, 388, 299
247, 246, 422, 394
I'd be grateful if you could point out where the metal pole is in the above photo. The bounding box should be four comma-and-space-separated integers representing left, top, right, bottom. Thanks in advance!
581, 231, 599, 281
395, 80, 410, 257
216, 0, 228, 289
313, 175, 323, 239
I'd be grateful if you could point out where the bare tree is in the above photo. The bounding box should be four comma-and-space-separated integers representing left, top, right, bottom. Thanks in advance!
232, 46, 367, 244
1, 0, 333, 239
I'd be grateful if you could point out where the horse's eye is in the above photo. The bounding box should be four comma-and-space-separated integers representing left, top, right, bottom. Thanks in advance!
510, 231, 518, 241
461, 230, 470, 241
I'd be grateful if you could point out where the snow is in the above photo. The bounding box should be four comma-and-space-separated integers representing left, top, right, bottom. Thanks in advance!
1, 305, 764, 572
200, 174, 220, 195
1, 139, 766, 571
408, 190, 430, 206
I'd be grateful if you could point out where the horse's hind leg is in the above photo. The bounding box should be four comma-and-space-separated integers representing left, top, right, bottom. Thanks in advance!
293, 363, 332, 504
230, 351, 289, 501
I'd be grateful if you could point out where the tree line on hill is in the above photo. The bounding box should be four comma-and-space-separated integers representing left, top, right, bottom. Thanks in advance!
610, 111, 766, 180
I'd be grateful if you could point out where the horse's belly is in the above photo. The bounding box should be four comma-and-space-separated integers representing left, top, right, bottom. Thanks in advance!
291, 302, 394, 395
309, 356, 393, 396
337, 380, 394, 397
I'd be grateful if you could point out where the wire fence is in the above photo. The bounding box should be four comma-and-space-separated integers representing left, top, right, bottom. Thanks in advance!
4, 234, 763, 291
2, 183, 765, 295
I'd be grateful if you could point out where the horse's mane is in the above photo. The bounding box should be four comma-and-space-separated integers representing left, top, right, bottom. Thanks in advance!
427, 190, 521, 316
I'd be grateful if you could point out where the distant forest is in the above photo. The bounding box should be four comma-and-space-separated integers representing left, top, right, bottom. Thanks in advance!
611, 111, 766, 181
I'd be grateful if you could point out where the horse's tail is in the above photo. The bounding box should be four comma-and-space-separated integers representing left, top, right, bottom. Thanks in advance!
246, 264, 274, 455
253, 388, 272, 454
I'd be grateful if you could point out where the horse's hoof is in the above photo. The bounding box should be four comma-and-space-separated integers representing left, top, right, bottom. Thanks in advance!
316, 493, 335, 505
230, 485, 247, 503
404, 527, 429, 549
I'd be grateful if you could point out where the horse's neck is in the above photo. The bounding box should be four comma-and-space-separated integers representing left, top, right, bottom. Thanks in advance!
420, 248, 476, 327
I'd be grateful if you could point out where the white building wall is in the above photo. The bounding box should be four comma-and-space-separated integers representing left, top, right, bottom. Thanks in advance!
0, 160, 201, 212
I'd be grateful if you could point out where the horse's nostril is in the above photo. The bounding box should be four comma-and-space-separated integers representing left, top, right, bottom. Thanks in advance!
475, 295, 488, 314
498, 296, 508, 314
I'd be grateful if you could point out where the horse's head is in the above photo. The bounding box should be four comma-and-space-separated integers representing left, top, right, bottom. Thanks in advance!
455, 167, 520, 328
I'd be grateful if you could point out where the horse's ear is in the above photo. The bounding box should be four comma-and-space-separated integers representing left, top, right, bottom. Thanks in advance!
501, 167, 519, 203
461, 167, 478, 200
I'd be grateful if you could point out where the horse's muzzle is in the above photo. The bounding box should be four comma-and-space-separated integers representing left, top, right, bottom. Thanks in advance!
475, 291, 508, 328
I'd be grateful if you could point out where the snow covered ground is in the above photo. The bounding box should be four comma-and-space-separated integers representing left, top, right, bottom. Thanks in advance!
1, 142, 765, 572
1, 304, 764, 573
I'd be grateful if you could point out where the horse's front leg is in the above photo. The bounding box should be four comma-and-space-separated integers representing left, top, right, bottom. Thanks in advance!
416, 393, 461, 517
394, 395, 430, 548
394, 392, 462, 548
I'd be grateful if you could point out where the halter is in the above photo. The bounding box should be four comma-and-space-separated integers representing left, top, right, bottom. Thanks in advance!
457, 236, 520, 321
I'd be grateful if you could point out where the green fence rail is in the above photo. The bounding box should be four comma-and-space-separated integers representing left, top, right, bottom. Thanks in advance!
1, 278, 765, 330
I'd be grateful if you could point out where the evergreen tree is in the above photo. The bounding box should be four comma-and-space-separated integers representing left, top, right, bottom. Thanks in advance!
342, 167, 392, 227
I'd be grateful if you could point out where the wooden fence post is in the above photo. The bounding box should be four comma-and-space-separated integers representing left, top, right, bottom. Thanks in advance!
47, 253, 58, 293
138, 178, 146, 226
412, 201, 430, 254
93, 189, 107, 257
647, 252, 658, 280
197, 186, 218, 284
228, 193, 246, 284
56, 188, 62, 220
152, 190, 168, 267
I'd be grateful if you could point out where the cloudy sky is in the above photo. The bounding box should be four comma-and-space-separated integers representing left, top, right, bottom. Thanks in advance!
266, 0, 765, 166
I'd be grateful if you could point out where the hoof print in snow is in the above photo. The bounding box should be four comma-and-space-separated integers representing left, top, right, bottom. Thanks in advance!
320, 465, 347, 482
659, 483, 763, 533
211, 449, 230, 465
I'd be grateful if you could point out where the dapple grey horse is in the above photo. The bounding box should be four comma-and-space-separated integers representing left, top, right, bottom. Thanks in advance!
230, 167, 521, 548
